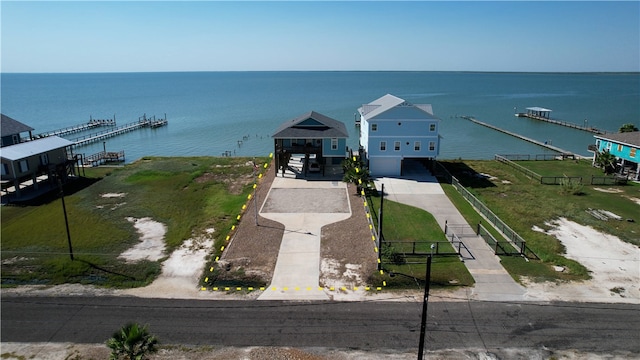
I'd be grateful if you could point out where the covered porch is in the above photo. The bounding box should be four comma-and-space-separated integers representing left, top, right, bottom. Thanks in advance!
272, 111, 349, 177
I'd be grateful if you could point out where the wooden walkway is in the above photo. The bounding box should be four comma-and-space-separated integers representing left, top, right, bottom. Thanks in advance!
461, 116, 576, 157
83, 150, 125, 166
515, 113, 610, 134
35, 118, 115, 138
71, 114, 167, 148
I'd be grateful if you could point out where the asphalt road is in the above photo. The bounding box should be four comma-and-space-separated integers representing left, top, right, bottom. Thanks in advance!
2, 296, 639, 354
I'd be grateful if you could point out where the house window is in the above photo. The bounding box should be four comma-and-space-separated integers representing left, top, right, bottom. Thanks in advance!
617, 144, 623, 152
1, 163, 8, 176
429, 123, 436, 132
414, 141, 421, 151
606, 142, 612, 151
40, 153, 49, 166
19, 159, 29, 173
595, 139, 601, 149
331, 138, 338, 150
429, 141, 436, 151
630, 148, 637, 158
380, 141, 386, 151
371, 123, 377, 132
394, 141, 401, 151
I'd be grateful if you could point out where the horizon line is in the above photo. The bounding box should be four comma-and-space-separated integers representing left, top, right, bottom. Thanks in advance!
3, 70, 639, 75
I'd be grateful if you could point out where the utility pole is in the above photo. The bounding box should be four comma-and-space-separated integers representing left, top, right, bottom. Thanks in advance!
57, 177, 74, 261
377, 183, 384, 270
417, 246, 434, 360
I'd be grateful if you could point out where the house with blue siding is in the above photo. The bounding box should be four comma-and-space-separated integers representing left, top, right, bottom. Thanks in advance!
273, 111, 349, 176
358, 94, 440, 176
593, 131, 640, 180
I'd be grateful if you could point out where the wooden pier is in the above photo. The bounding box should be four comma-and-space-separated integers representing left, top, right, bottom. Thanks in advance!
461, 116, 577, 158
71, 114, 167, 148
34, 116, 116, 139
515, 107, 609, 134
82, 150, 125, 166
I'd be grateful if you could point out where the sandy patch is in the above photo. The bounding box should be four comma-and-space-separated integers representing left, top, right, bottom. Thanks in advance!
626, 196, 640, 206
321, 259, 373, 301
118, 217, 167, 262
528, 218, 640, 303
592, 187, 623, 193
120, 237, 214, 298
100, 192, 126, 198
5, 342, 629, 360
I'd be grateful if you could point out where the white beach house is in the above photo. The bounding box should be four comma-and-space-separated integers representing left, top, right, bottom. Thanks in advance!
358, 94, 440, 176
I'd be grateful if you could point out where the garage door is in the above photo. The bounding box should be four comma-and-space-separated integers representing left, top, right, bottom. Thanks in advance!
370, 157, 401, 177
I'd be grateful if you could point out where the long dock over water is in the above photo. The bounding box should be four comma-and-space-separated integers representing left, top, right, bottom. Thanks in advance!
35, 117, 116, 138
71, 114, 167, 148
515, 107, 610, 134
461, 116, 577, 157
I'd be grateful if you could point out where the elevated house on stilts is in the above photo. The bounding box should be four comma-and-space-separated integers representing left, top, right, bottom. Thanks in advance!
272, 111, 349, 177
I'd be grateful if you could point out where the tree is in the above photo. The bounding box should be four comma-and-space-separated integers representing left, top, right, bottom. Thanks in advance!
595, 150, 618, 175
341, 156, 371, 194
106, 323, 158, 360
619, 123, 638, 133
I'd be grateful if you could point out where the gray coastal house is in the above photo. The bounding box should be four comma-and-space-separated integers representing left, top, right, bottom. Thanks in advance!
273, 111, 349, 176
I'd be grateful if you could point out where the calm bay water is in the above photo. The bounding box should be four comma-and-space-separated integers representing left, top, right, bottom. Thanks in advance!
1, 72, 638, 162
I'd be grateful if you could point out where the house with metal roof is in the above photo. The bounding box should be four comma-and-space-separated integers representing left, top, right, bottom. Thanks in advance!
592, 131, 640, 180
272, 111, 349, 176
357, 94, 441, 176
1, 114, 76, 201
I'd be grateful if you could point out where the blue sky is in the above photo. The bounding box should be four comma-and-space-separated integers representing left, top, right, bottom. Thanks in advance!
1, 1, 638, 73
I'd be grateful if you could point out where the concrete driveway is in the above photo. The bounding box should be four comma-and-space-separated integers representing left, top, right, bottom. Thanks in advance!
373, 162, 531, 302
257, 171, 351, 300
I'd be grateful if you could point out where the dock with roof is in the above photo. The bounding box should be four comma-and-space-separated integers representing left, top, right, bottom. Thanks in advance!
515, 106, 609, 134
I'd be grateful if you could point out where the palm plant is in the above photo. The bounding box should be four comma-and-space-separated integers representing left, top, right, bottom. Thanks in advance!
106, 322, 158, 360
619, 123, 638, 133
342, 156, 371, 193
595, 150, 618, 175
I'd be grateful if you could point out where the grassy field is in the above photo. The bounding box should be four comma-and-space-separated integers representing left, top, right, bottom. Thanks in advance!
439, 158, 640, 282
3, 155, 637, 290
367, 195, 475, 289
1, 156, 266, 288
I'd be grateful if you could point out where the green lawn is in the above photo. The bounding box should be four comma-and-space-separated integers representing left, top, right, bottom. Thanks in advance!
4, 155, 636, 291
438, 158, 640, 283
1, 156, 267, 288
367, 194, 474, 289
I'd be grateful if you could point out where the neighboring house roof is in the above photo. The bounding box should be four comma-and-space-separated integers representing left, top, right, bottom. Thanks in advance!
594, 132, 640, 148
272, 111, 348, 139
0, 136, 73, 161
1, 113, 35, 137
358, 94, 435, 120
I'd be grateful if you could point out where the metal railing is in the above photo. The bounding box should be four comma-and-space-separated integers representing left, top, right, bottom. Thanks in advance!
435, 161, 536, 259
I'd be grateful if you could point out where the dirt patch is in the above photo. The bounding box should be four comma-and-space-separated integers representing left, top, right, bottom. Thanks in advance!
118, 217, 167, 263
217, 165, 285, 285
528, 217, 640, 303
194, 162, 258, 194
2, 343, 634, 360
320, 184, 378, 295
